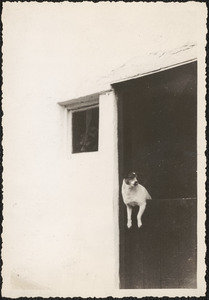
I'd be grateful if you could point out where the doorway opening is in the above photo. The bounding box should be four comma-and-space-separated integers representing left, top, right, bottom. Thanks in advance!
115, 61, 197, 289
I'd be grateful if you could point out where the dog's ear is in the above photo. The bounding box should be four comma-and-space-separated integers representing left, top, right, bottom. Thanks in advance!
125, 178, 130, 185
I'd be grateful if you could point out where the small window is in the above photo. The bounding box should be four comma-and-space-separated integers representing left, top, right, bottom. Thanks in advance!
72, 106, 99, 153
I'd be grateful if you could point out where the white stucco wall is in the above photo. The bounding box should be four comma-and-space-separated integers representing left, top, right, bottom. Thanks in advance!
3, 90, 119, 297
56, 92, 119, 297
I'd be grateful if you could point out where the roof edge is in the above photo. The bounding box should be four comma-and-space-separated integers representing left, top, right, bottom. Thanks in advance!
110, 58, 197, 85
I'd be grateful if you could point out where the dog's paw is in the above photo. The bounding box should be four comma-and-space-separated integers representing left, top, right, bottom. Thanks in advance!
127, 221, 132, 228
137, 220, 142, 228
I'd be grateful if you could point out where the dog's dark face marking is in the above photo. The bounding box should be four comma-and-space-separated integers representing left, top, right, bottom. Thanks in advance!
124, 172, 139, 186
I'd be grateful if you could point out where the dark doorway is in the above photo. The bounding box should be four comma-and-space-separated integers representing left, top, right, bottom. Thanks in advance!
115, 62, 197, 289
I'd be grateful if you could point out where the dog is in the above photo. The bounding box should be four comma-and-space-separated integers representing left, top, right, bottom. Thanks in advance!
122, 172, 151, 228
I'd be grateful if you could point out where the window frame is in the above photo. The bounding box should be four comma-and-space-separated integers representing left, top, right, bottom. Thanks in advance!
60, 94, 99, 156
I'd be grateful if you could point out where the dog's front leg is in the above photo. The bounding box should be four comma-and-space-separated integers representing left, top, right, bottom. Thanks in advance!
137, 203, 146, 228
126, 205, 132, 228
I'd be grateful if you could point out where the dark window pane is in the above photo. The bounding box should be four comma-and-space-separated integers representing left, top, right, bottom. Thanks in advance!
72, 107, 99, 153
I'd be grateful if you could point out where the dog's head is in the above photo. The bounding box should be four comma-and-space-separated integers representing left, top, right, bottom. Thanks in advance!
124, 172, 139, 187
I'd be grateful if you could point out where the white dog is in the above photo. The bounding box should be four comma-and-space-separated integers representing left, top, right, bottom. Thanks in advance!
122, 172, 152, 228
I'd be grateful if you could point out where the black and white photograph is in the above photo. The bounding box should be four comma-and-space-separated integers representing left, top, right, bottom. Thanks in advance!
2, 2, 207, 298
